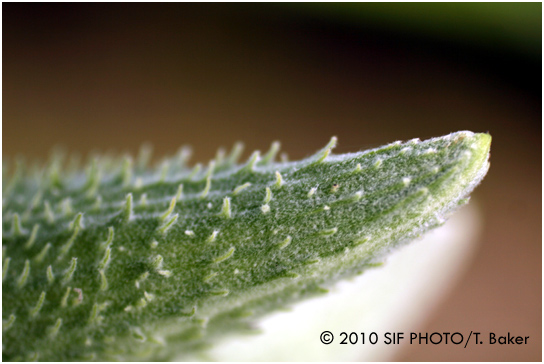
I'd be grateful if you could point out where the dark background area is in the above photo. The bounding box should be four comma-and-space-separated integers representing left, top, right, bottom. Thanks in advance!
3, 3, 541, 361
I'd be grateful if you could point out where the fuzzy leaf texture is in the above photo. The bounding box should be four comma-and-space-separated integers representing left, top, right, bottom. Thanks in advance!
2, 131, 491, 361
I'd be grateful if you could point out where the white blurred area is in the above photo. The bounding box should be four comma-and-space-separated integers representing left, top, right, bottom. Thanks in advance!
187, 203, 482, 361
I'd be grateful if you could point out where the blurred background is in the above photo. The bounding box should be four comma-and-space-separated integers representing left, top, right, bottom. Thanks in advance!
3, 3, 541, 361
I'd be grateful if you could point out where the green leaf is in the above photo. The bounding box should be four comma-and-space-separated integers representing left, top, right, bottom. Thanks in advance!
2, 131, 490, 361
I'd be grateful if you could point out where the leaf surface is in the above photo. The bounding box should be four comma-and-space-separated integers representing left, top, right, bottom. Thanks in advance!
2, 131, 491, 361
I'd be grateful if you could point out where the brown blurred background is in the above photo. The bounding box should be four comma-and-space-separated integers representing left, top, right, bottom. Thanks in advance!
3, 3, 541, 361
